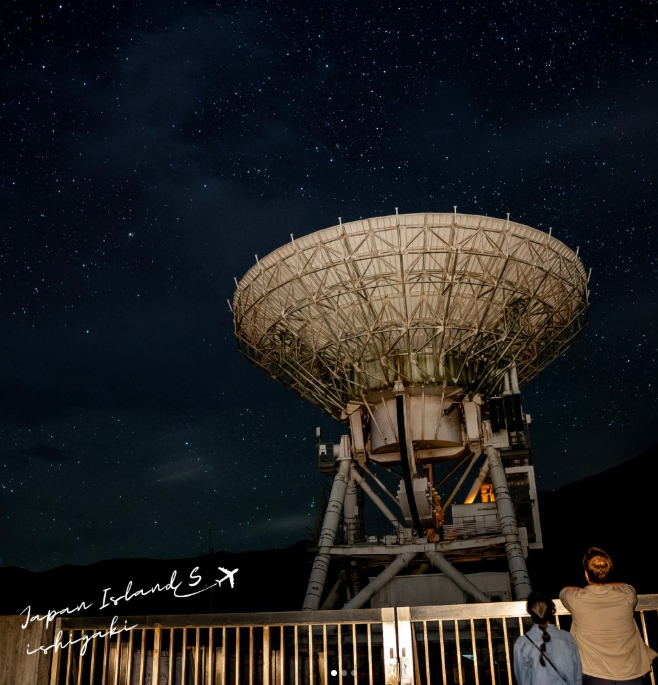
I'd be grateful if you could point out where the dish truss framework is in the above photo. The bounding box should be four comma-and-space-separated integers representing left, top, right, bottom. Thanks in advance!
233, 212, 589, 418
232, 212, 590, 610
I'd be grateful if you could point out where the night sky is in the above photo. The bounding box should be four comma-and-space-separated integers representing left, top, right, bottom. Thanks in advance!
2, 0, 657, 573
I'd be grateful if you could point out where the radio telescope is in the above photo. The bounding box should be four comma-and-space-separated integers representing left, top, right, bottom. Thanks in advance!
232, 211, 589, 609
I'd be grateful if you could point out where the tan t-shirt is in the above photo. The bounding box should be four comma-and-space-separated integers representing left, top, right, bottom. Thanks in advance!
559, 584, 658, 680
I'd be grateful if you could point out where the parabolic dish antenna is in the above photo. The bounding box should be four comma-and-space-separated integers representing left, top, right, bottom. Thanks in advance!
233, 212, 589, 416
232, 211, 590, 609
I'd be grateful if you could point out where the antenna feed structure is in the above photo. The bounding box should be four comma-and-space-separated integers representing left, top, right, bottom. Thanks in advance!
233, 212, 589, 608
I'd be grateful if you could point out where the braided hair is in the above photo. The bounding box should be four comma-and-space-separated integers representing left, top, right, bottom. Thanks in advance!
526, 590, 555, 666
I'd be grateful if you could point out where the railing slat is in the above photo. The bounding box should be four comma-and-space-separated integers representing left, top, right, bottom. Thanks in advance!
194, 627, 200, 685
486, 618, 495, 685
249, 627, 254, 685
308, 625, 313, 685
322, 624, 328, 685
102, 632, 110, 685
88, 626, 97, 685
152, 627, 161, 685
263, 626, 271, 685
237, 626, 242, 685
439, 620, 447, 685
454, 620, 463, 685
470, 618, 479, 685
338, 623, 343, 685
422, 620, 430, 685
76, 630, 85, 685
113, 629, 121, 685
169, 628, 174, 685
280, 626, 285, 685
64, 630, 73, 685
502, 618, 512, 685
294, 625, 299, 685
181, 629, 187, 685
367, 623, 373, 685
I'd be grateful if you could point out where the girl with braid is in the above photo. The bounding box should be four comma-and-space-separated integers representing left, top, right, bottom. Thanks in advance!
514, 590, 583, 685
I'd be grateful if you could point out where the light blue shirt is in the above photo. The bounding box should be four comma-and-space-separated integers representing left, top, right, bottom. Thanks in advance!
514, 624, 583, 685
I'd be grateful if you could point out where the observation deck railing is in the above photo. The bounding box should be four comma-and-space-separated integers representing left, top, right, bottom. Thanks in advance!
49, 596, 658, 685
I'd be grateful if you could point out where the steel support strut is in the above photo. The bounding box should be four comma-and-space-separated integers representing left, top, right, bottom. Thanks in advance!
424, 551, 490, 603
464, 454, 491, 504
350, 465, 403, 531
486, 445, 532, 599
344, 552, 417, 609
303, 436, 352, 610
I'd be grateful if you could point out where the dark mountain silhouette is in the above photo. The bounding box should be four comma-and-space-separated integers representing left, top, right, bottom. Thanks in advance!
527, 442, 658, 597
0, 542, 311, 617
2, 442, 656, 617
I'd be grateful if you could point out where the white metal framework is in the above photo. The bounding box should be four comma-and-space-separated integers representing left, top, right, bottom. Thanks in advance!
233, 212, 589, 418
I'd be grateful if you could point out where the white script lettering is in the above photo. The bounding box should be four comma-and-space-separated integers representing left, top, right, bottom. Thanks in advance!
22, 565, 238, 656
21, 600, 93, 630
27, 616, 138, 656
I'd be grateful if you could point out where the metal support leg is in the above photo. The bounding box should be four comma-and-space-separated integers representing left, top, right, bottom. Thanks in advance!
425, 551, 490, 603
343, 552, 417, 609
303, 437, 352, 610
486, 445, 532, 599
343, 469, 358, 544
319, 570, 349, 610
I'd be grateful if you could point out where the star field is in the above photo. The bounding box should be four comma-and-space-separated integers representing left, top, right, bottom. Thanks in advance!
1, 0, 657, 571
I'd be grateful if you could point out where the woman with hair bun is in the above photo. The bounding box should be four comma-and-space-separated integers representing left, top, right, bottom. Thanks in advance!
514, 590, 583, 685
560, 547, 657, 685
